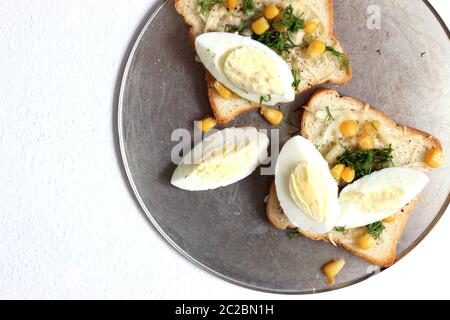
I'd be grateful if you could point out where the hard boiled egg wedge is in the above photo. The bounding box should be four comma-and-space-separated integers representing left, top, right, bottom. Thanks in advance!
336, 167, 429, 228
195, 32, 295, 106
171, 127, 269, 191
275, 136, 340, 234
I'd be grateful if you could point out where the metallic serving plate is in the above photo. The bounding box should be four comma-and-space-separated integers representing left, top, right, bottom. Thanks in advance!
118, 0, 450, 293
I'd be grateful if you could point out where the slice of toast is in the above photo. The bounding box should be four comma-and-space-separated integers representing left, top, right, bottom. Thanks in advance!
267, 88, 442, 267
175, 0, 352, 124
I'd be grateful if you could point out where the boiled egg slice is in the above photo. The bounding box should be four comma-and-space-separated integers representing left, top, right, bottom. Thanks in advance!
337, 167, 429, 228
171, 127, 269, 191
275, 136, 340, 234
195, 32, 295, 106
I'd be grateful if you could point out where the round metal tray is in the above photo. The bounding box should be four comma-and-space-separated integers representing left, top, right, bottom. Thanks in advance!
118, 0, 450, 294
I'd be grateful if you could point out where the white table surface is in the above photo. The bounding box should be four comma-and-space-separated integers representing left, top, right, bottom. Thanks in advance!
0, 0, 449, 300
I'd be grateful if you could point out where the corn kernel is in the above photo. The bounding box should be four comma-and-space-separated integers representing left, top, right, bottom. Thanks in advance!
331, 164, 345, 181
425, 148, 444, 168
252, 17, 270, 35
260, 106, 284, 126
323, 259, 345, 285
225, 0, 238, 10
371, 120, 381, 130
356, 233, 376, 250
363, 121, 378, 136
213, 81, 234, 99
264, 4, 280, 20
304, 18, 319, 34
358, 133, 375, 150
341, 167, 355, 183
340, 120, 358, 137
306, 39, 326, 58
198, 116, 217, 133
383, 215, 396, 223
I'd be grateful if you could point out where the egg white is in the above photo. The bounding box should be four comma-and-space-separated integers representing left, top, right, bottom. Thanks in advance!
171, 127, 269, 191
275, 136, 340, 234
336, 167, 429, 228
195, 32, 295, 106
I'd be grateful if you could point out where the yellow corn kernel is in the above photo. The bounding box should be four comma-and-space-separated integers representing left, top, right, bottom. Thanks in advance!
252, 17, 270, 35
323, 259, 345, 285
331, 164, 345, 181
356, 233, 376, 250
213, 81, 234, 99
341, 167, 355, 183
198, 117, 217, 132
362, 121, 378, 136
371, 120, 381, 130
225, 0, 238, 10
306, 39, 326, 58
340, 120, 358, 137
264, 4, 280, 20
198, 116, 217, 133
425, 148, 444, 168
383, 215, 396, 223
260, 106, 284, 126
358, 133, 375, 150
304, 18, 319, 34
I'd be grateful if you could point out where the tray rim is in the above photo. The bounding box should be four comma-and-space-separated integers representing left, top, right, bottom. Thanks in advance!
117, 0, 450, 294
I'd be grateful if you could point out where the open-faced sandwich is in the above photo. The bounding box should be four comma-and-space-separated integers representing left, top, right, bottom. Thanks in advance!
171, 1, 445, 285
267, 89, 444, 277
175, 0, 352, 124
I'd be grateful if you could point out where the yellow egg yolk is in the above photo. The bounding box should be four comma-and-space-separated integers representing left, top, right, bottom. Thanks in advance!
194, 142, 256, 181
340, 187, 405, 213
223, 46, 284, 96
288, 162, 330, 223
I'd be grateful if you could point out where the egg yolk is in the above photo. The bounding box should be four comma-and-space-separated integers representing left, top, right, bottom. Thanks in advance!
288, 162, 330, 223
194, 142, 256, 181
223, 46, 284, 96
340, 187, 405, 213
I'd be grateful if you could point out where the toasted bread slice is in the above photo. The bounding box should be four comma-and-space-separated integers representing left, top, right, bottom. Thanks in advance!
267, 89, 442, 267
175, 0, 352, 124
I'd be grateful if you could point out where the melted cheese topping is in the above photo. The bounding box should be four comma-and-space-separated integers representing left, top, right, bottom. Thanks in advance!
310, 103, 429, 168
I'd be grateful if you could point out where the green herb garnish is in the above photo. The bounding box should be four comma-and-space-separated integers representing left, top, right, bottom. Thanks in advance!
287, 228, 301, 239
254, 5, 304, 55
367, 222, 385, 239
243, 0, 256, 14
326, 46, 350, 72
336, 145, 394, 179
259, 95, 272, 105
325, 106, 335, 122
224, 21, 249, 34
292, 69, 301, 90
199, 0, 224, 14
256, 30, 297, 55
334, 227, 346, 233
273, 5, 304, 33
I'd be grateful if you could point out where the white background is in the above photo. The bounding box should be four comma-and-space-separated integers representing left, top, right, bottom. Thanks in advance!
0, 0, 449, 300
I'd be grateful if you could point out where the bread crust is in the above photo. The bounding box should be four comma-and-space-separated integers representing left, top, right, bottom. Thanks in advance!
205, 73, 261, 125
